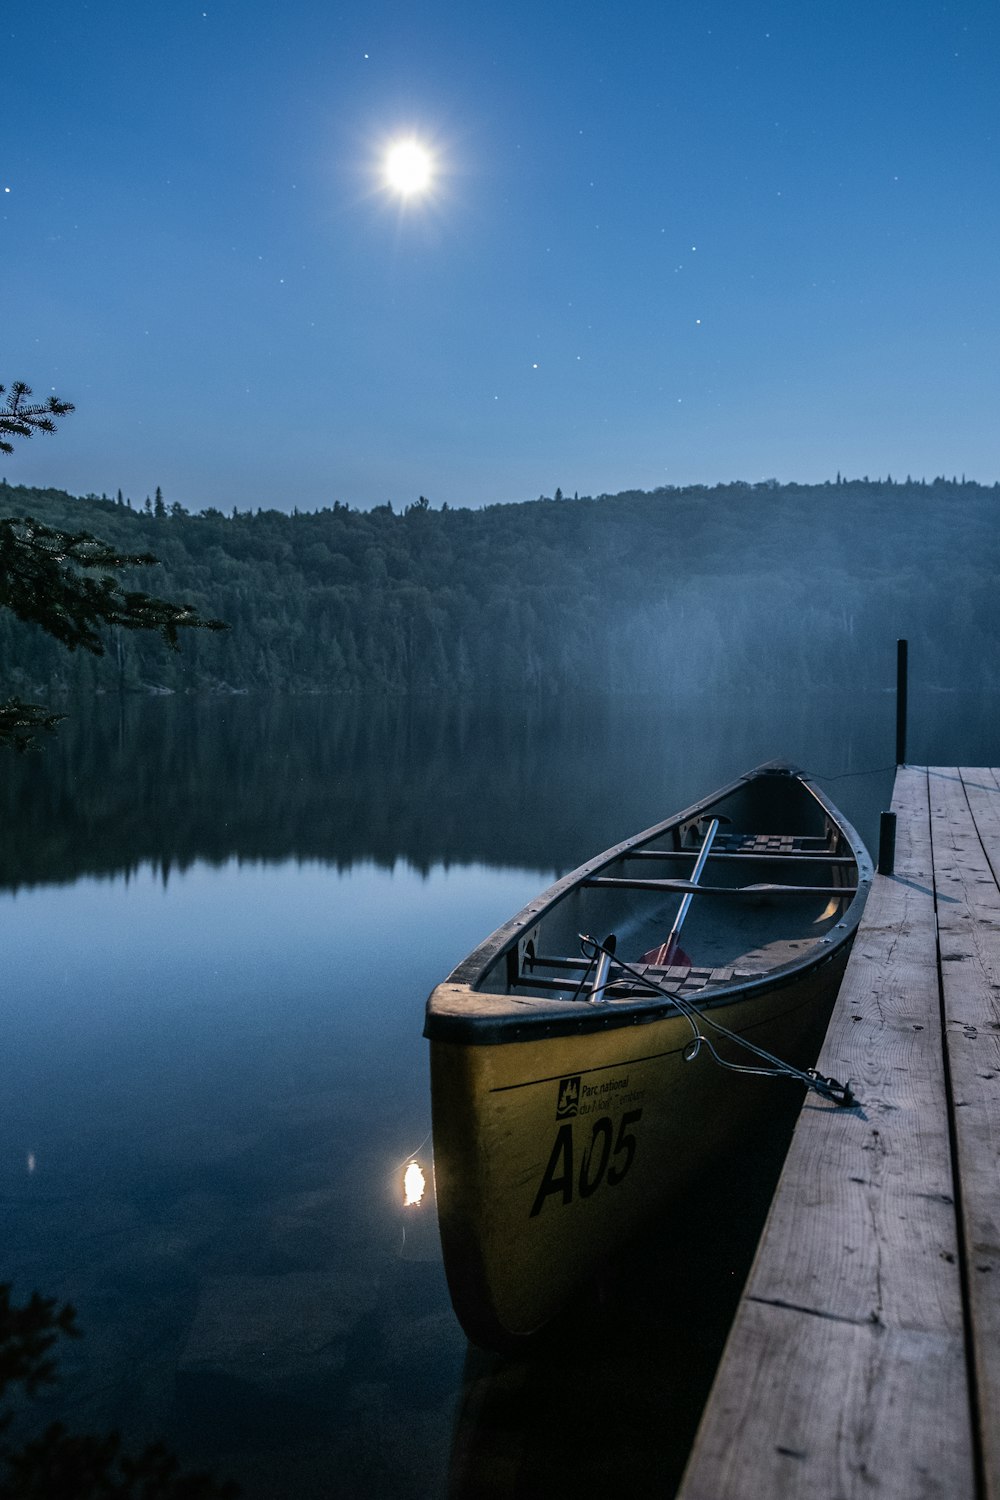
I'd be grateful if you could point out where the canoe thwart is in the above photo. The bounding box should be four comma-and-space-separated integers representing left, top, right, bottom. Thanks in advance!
583, 876, 859, 897
627, 848, 857, 865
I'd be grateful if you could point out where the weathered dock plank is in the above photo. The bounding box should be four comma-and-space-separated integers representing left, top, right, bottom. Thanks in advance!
930, 767, 1000, 1499
678, 767, 975, 1500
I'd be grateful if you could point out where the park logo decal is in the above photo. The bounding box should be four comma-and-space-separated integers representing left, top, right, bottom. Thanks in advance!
555, 1076, 580, 1120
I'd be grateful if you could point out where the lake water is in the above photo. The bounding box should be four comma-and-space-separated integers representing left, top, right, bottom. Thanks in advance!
2, 687, 995, 1497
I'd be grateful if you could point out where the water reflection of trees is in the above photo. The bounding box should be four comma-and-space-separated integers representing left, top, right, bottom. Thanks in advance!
1, 695, 659, 889
3, 687, 993, 892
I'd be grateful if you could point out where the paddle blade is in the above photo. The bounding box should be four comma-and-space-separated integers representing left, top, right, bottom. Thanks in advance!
639, 940, 692, 971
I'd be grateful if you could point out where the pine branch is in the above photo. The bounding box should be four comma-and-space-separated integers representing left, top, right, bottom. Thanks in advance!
0, 380, 226, 747
0, 1286, 239, 1497
0, 1286, 79, 1409
0, 516, 227, 656
0, 383, 75, 455
0, 699, 66, 753
3, 1427, 240, 1499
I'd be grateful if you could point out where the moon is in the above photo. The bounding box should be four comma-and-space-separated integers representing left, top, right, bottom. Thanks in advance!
384, 139, 433, 197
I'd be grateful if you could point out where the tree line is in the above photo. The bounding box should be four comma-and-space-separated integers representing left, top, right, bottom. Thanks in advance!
1, 475, 998, 703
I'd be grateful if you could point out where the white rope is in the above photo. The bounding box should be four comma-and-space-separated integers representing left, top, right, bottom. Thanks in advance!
578, 934, 857, 1107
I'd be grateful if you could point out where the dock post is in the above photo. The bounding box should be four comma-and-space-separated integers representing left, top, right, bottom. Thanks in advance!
896, 638, 908, 765
877, 810, 897, 875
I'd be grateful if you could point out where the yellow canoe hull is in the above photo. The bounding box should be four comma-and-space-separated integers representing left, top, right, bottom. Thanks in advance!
430, 946, 848, 1349
425, 763, 871, 1349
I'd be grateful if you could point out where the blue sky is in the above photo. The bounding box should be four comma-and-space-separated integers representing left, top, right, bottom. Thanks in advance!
5, 0, 999, 510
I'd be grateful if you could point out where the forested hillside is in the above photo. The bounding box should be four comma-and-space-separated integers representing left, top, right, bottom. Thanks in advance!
1, 477, 998, 699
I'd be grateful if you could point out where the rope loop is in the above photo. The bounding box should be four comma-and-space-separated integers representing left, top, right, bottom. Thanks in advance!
578, 933, 858, 1107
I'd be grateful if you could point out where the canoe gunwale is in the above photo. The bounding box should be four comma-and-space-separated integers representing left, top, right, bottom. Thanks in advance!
424, 763, 873, 1047
426, 935, 855, 1044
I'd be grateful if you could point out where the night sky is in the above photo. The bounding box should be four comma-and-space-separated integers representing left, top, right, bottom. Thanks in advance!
6, 1, 999, 512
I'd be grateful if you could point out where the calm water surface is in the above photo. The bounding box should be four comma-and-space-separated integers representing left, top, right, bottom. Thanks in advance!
2, 689, 995, 1497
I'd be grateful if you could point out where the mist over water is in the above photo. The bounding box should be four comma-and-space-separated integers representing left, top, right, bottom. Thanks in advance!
2, 688, 994, 1497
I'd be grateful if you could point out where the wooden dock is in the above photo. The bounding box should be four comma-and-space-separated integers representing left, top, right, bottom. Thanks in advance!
677, 766, 1000, 1500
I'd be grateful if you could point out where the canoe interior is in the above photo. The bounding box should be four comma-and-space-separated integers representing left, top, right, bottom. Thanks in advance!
434, 764, 871, 1028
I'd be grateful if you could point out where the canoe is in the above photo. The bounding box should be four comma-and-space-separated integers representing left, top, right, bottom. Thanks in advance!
423, 762, 872, 1351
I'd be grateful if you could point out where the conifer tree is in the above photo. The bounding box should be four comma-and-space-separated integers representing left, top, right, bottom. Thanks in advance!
0, 382, 226, 749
